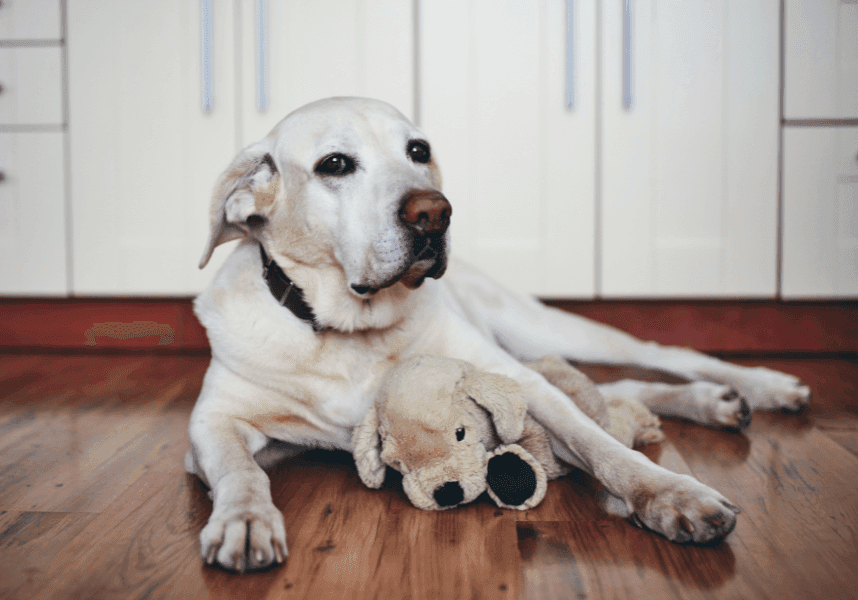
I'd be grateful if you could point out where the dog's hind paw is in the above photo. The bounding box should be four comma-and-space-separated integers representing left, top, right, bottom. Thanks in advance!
200, 501, 288, 572
726, 366, 811, 412
627, 474, 740, 544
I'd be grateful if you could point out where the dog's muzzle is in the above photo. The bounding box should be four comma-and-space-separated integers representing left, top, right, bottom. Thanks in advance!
396, 190, 451, 289
352, 190, 452, 295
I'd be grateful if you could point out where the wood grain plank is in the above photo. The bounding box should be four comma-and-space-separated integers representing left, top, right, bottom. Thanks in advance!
252, 450, 521, 600
517, 520, 739, 600
663, 414, 858, 599
28, 470, 212, 600
0, 356, 203, 512
0, 510, 98, 600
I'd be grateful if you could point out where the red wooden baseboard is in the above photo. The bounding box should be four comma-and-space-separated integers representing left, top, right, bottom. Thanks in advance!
0, 298, 209, 352
0, 297, 856, 355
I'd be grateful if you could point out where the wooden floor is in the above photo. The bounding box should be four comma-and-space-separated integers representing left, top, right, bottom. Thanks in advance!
0, 353, 856, 600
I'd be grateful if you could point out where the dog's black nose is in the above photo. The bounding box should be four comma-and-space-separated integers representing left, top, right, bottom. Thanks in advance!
433, 481, 464, 507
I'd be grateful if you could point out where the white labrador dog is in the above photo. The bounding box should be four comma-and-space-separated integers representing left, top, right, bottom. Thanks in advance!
187, 97, 810, 571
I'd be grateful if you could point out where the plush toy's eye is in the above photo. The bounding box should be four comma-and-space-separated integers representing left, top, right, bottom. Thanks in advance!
456, 427, 465, 442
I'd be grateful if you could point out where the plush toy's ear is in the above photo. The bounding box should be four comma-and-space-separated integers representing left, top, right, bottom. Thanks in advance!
486, 444, 548, 510
351, 404, 386, 489
199, 139, 281, 269
462, 371, 527, 444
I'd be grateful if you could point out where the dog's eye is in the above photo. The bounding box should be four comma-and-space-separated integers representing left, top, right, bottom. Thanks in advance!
315, 153, 356, 177
456, 427, 465, 442
407, 140, 431, 164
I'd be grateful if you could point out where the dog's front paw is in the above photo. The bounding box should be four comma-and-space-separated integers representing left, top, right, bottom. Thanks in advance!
732, 366, 811, 412
628, 474, 740, 544
200, 501, 288, 571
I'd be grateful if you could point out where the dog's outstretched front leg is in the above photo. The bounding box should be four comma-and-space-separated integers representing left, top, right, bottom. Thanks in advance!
516, 371, 741, 544
187, 365, 287, 571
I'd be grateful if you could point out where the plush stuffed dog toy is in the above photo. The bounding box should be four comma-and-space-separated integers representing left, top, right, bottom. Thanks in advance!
352, 354, 663, 511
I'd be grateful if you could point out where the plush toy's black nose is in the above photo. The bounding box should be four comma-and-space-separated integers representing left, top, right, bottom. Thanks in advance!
433, 481, 464, 507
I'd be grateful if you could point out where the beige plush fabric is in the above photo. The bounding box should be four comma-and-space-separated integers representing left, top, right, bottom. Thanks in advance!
353, 354, 664, 512
527, 355, 664, 448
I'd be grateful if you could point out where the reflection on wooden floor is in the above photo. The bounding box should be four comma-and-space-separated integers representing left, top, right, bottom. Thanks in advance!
0, 354, 855, 600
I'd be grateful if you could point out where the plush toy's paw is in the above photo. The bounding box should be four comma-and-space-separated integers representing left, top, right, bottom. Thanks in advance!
486, 445, 548, 510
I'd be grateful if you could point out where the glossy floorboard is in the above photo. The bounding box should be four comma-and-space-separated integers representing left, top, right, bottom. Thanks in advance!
0, 354, 855, 600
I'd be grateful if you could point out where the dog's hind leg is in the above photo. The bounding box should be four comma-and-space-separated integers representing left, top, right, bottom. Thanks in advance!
598, 379, 752, 431
444, 263, 810, 412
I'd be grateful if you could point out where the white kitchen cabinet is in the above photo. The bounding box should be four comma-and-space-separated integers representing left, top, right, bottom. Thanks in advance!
420, 0, 597, 298
601, 0, 779, 297
782, 127, 858, 298
67, 0, 413, 295
238, 0, 414, 147
68, 0, 238, 295
422, 0, 778, 299
785, 0, 858, 120
0, 0, 67, 296
0, 132, 67, 294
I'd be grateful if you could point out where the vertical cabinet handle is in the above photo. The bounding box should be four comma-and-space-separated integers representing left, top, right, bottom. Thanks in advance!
201, 0, 213, 112
257, 0, 268, 112
623, 0, 633, 109
565, 0, 574, 110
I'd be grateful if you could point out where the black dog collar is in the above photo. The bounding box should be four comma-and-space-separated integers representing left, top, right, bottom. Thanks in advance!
259, 244, 324, 332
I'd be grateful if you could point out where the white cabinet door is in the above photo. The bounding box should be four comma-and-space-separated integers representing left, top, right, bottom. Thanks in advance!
0, 132, 67, 294
785, 0, 858, 120
68, 0, 237, 295
238, 0, 414, 147
782, 127, 858, 298
601, 0, 779, 297
421, 0, 596, 298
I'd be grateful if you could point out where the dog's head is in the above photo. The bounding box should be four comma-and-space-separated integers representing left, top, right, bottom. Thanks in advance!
200, 98, 451, 320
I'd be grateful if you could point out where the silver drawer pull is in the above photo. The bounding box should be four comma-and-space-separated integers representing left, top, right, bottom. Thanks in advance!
566, 0, 574, 110
257, 0, 268, 112
201, 0, 213, 112
623, 0, 633, 109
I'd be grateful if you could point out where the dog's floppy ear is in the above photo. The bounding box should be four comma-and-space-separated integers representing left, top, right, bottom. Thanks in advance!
462, 371, 527, 444
199, 140, 281, 269
351, 403, 386, 489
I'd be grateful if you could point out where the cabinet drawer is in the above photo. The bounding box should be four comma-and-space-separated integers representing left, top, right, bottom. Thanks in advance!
0, 47, 64, 125
0, 0, 62, 41
0, 132, 68, 295
785, 0, 858, 119
782, 127, 858, 298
